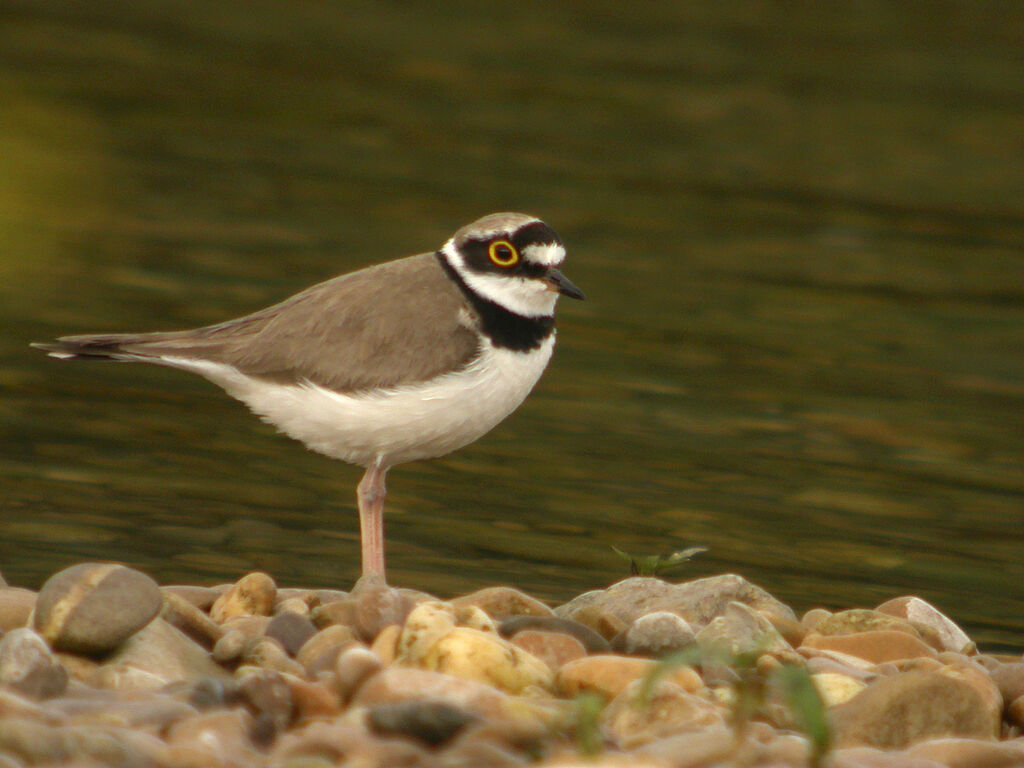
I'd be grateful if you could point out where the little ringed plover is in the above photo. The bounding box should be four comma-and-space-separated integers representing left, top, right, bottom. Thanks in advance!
34, 212, 584, 583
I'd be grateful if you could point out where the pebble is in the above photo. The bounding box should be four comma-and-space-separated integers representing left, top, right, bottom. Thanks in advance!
266, 611, 318, 657
601, 679, 725, 748
33, 563, 163, 656
210, 571, 277, 622
295, 624, 359, 675
368, 700, 476, 745
555, 574, 796, 639
556, 654, 702, 699
613, 611, 696, 656
830, 665, 1002, 748
0, 628, 68, 699
510, 629, 587, 670
801, 629, 940, 664
90, 616, 229, 691
451, 586, 555, 619
7, 561, 1024, 767
877, 596, 975, 654
333, 645, 383, 701
499, 615, 610, 653
695, 600, 794, 659
0, 587, 36, 632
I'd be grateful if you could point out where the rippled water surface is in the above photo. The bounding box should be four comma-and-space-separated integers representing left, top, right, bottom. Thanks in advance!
2, 3, 1022, 648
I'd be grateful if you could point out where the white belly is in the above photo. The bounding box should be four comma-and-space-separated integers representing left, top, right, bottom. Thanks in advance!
161, 336, 554, 468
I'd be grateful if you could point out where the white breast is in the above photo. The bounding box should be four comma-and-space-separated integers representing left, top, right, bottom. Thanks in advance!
159, 336, 555, 468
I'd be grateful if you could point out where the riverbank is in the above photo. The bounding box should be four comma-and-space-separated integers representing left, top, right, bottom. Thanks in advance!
1, 563, 1022, 767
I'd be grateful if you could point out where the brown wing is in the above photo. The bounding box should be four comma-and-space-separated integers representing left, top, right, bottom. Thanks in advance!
37, 253, 483, 393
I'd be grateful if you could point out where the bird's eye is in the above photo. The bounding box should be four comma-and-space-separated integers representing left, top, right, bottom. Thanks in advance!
487, 240, 520, 268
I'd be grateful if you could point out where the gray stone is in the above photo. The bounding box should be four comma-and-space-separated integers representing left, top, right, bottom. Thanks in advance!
555, 575, 795, 639
266, 611, 317, 657
368, 700, 477, 746
91, 617, 228, 691
0, 628, 68, 699
614, 610, 696, 656
34, 563, 163, 656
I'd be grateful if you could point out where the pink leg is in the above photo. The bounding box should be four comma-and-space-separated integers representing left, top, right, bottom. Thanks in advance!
356, 462, 389, 582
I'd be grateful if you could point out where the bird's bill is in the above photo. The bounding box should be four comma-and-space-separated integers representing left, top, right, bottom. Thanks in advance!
544, 269, 585, 300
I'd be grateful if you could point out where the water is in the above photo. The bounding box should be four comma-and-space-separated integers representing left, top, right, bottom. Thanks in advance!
2, 2, 1022, 649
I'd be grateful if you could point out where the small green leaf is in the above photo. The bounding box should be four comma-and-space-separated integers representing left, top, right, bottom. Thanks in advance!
772, 665, 831, 766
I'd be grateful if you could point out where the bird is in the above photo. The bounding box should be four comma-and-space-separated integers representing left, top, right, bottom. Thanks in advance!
34, 212, 584, 584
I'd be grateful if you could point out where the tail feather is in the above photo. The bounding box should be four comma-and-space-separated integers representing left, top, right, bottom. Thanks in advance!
31, 333, 177, 362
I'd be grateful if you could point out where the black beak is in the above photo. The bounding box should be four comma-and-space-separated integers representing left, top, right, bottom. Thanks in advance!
546, 268, 585, 300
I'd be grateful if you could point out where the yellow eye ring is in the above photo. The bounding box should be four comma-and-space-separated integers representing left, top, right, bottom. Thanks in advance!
487, 240, 520, 268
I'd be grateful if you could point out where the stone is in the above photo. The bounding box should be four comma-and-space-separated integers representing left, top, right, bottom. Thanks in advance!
282, 672, 341, 721
91, 617, 228, 691
695, 601, 793, 659
333, 646, 383, 701
0, 628, 68, 699
160, 585, 220, 611
267, 718, 428, 767
555, 575, 795, 640
370, 624, 402, 665
0, 587, 36, 632
1008, 694, 1024, 729
801, 630, 939, 664
876, 596, 974, 654
212, 629, 255, 665
906, 737, 1024, 768
311, 599, 358, 629
353, 667, 515, 722
601, 679, 725, 748
237, 668, 294, 734
352, 582, 434, 641
816, 609, 922, 637
210, 571, 277, 622
0, 718, 169, 767
811, 672, 868, 707
453, 604, 498, 633
296, 624, 359, 676
33, 563, 163, 656
396, 602, 457, 661
511, 629, 587, 670
829, 746, 947, 768
368, 700, 476, 746
47, 690, 197, 730
266, 611, 318, 657
556, 654, 702, 700
161, 590, 224, 649
801, 608, 832, 632
0, 687, 63, 724
165, 707, 263, 768
451, 586, 554, 620
241, 637, 306, 677
276, 597, 312, 617
499, 616, 610, 653
613, 611, 696, 656
409, 626, 555, 695
189, 676, 242, 710
830, 665, 1002, 748
632, 725, 737, 767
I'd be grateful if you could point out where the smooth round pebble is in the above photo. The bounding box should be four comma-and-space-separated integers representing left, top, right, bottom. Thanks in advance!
34, 563, 163, 656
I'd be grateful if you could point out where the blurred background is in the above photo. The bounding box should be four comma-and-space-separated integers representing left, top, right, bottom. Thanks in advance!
1, 2, 1022, 648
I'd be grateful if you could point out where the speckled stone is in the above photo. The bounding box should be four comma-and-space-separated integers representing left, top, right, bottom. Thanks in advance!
210, 572, 277, 622
34, 563, 163, 656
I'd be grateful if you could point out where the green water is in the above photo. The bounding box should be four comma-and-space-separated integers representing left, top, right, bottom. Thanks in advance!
2, 2, 1022, 648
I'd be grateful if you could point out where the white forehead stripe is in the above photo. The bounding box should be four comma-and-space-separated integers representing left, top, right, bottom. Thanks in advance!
522, 243, 564, 267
